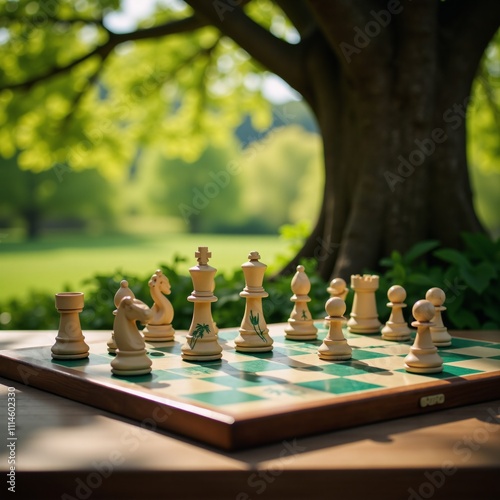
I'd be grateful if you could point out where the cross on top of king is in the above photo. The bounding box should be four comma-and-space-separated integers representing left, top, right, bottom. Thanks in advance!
195, 246, 212, 266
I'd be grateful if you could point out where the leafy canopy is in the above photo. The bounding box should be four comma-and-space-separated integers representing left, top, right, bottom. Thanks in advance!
0, 0, 296, 176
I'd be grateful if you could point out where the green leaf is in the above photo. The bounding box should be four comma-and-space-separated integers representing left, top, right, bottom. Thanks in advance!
434, 249, 470, 269
406, 273, 436, 286
461, 232, 496, 261
452, 309, 480, 330
402, 240, 440, 264
459, 262, 497, 294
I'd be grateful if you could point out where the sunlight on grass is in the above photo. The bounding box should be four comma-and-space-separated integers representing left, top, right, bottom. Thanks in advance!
0, 233, 289, 301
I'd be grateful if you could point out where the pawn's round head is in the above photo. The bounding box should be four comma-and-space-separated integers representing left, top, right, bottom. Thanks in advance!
329, 277, 347, 294
412, 299, 435, 323
387, 285, 406, 303
325, 297, 346, 318
425, 287, 446, 306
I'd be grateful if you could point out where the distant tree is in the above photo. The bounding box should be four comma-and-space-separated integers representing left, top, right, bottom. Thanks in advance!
1, 1, 500, 278
0, 157, 116, 238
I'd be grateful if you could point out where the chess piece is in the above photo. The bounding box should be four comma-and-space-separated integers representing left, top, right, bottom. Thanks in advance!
52, 292, 89, 360
234, 251, 274, 352
324, 277, 348, 328
426, 287, 452, 347
111, 296, 153, 376
285, 265, 318, 340
381, 285, 412, 342
108, 280, 135, 354
143, 270, 175, 342
327, 278, 349, 301
347, 274, 382, 334
318, 297, 352, 361
404, 300, 443, 374
181, 247, 223, 361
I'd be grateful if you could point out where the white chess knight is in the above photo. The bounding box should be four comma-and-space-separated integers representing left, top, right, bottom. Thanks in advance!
142, 270, 175, 342
426, 287, 452, 347
111, 296, 153, 376
108, 279, 135, 354
285, 265, 318, 340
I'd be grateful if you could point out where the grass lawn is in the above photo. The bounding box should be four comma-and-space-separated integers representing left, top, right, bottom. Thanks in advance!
0, 232, 289, 301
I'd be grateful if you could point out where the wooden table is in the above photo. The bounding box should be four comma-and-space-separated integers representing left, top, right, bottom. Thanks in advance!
0, 330, 499, 500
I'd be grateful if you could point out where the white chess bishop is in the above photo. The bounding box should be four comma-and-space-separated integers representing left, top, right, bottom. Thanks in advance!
285, 265, 318, 340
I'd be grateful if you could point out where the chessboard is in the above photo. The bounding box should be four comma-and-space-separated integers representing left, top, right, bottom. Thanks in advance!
1, 324, 499, 450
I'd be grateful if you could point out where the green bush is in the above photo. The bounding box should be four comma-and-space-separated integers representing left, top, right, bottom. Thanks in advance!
375, 233, 500, 329
1, 233, 498, 331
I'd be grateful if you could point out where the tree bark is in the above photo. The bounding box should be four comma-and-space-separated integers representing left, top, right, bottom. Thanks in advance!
283, 0, 500, 282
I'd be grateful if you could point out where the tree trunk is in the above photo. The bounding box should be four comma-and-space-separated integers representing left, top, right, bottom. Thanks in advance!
284, 1, 497, 282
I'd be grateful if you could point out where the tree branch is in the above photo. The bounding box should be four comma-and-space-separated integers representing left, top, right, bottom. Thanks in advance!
274, 0, 317, 38
306, 0, 392, 81
0, 14, 208, 91
184, 0, 308, 96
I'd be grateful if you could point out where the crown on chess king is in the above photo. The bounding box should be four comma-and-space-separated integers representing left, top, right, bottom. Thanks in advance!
350, 274, 379, 291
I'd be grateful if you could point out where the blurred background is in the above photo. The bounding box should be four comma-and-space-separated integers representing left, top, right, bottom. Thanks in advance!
0, 0, 499, 330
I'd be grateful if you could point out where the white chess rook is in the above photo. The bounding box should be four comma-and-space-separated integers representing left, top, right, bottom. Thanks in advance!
347, 275, 382, 334
426, 287, 452, 347
52, 292, 89, 360
181, 247, 223, 361
381, 285, 412, 342
235, 251, 274, 352
285, 265, 318, 341
404, 300, 443, 374
318, 297, 352, 361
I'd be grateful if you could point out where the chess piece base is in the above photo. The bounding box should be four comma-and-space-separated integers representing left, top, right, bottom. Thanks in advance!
235, 345, 273, 353
111, 349, 152, 376
143, 324, 175, 342
381, 324, 412, 342
318, 339, 352, 361
51, 351, 89, 360
347, 315, 381, 334
285, 321, 318, 341
182, 353, 222, 361
404, 363, 443, 374
431, 327, 452, 347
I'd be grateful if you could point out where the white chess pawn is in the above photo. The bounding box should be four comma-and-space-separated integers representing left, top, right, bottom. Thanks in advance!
426, 287, 452, 347
143, 270, 175, 342
285, 265, 318, 340
324, 277, 348, 328
404, 300, 443, 374
381, 285, 412, 342
327, 278, 348, 301
108, 280, 136, 354
181, 247, 223, 361
347, 274, 382, 334
234, 251, 274, 352
318, 297, 352, 361
52, 292, 89, 360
